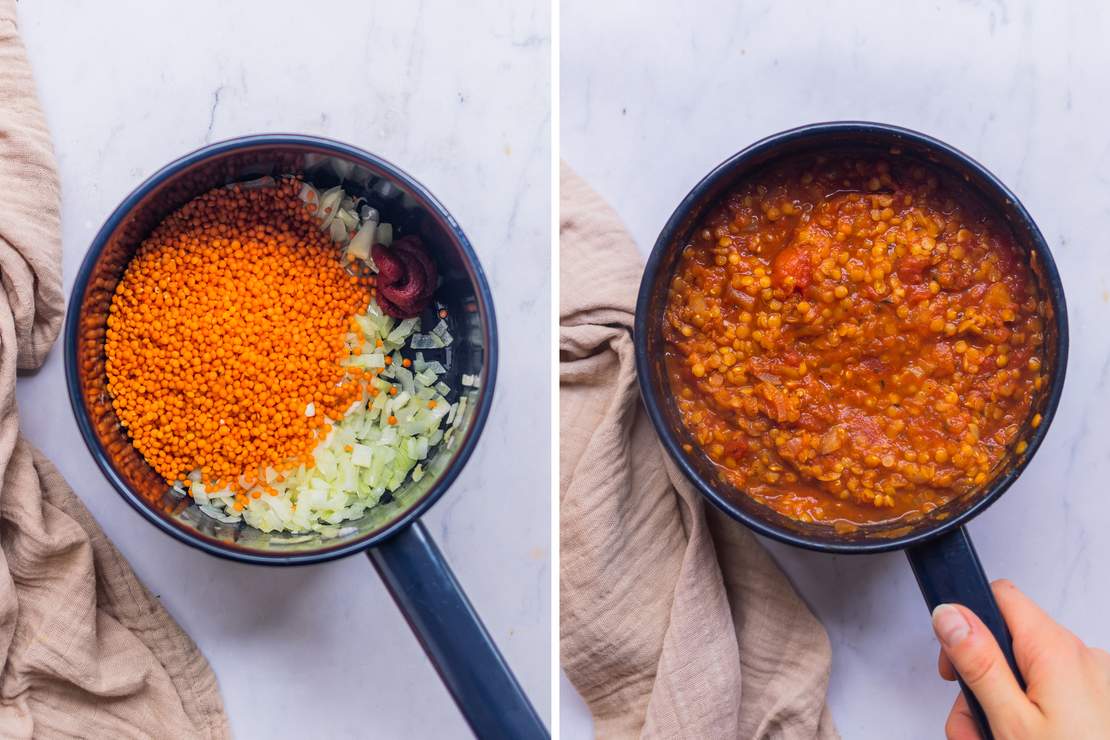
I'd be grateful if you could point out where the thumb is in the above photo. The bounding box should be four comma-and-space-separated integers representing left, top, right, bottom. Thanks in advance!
932, 603, 1031, 722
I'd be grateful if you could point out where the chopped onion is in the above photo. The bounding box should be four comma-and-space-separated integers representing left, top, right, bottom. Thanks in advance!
387, 319, 419, 344
376, 222, 393, 247
298, 183, 319, 203
347, 220, 376, 261
351, 444, 373, 467
296, 180, 391, 269
317, 186, 345, 227
329, 218, 349, 243
191, 298, 459, 535
336, 207, 359, 230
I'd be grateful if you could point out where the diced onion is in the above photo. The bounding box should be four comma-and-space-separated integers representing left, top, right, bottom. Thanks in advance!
191, 298, 460, 535
317, 187, 344, 228
329, 218, 349, 243
351, 444, 373, 467
297, 179, 389, 254
376, 222, 393, 247
347, 220, 375, 260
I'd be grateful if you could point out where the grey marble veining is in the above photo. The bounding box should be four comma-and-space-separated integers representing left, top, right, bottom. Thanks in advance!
15, 1, 550, 738
562, 0, 1110, 736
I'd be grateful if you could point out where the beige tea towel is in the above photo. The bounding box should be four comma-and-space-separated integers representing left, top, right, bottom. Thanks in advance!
560, 161, 838, 739
0, 3, 229, 737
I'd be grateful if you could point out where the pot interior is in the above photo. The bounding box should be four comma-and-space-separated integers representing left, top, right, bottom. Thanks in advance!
70, 139, 493, 560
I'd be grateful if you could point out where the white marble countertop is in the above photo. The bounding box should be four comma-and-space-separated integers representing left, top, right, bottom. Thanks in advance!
15, 1, 550, 738
562, 0, 1110, 736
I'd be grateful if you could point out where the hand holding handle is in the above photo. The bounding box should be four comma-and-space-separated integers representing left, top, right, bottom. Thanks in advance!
906, 526, 1024, 740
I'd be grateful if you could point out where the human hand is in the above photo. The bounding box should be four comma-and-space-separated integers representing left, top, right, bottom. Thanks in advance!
932, 579, 1110, 739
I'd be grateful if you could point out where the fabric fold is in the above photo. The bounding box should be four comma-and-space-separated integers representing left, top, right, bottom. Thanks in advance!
0, 3, 229, 737
559, 161, 837, 739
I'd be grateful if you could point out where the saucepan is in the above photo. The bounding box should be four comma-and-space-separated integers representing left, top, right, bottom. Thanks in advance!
64, 134, 546, 739
634, 122, 1067, 739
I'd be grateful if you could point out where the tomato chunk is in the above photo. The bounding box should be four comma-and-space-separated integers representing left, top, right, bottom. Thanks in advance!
771, 244, 811, 292
897, 254, 931, 284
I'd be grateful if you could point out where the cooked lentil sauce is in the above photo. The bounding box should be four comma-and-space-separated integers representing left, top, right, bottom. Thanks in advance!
663, 155, 1046, 527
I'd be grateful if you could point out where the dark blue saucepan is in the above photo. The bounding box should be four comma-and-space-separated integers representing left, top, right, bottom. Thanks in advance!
635, 122, 1067, 740
64, 135, 546, 738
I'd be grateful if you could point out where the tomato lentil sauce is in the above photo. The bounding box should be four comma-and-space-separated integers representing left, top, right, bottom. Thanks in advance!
663, 155, 1047, 527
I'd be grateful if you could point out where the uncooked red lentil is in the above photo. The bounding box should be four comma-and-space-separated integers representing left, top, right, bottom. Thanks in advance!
663, 155, 1046, 526
105, 179, 374, 497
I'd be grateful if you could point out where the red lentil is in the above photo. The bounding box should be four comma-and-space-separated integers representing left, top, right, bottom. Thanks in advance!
105, 179, 374, 492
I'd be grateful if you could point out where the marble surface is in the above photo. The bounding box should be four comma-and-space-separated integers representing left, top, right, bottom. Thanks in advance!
562, 0, 1110, 736
15, 1, 549, 738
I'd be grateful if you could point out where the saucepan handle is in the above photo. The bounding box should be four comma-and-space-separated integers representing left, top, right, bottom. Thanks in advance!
905, 525, 1024, 740
368, 520, 548, 739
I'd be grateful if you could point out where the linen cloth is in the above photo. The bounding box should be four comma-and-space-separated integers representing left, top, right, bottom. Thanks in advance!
560, 161, 838, 739
0, 3, 230, 736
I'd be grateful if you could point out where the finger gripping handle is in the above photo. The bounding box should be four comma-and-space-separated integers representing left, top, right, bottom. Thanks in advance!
906, 526, 1025, 740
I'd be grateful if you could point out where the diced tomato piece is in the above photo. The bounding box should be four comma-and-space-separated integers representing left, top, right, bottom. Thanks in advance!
897, 255, 931, 284
772, 244, 811, 292
930, 342, 956, 376
858, 357, 886, 375
904, 284, 932, 304
723, 436, 749, 457
984, 282, 1013, 309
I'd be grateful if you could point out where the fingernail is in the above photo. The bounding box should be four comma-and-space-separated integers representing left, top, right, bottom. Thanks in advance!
932, 604, 970, 647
